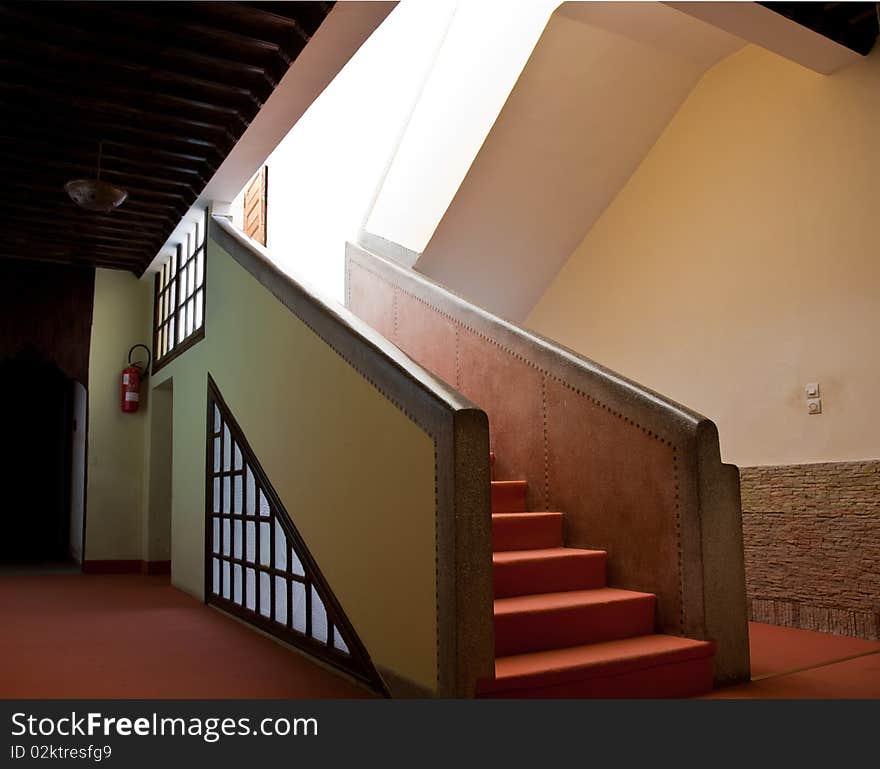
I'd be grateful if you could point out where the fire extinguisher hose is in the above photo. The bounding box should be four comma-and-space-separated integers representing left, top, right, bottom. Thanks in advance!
128, 344, 152, 376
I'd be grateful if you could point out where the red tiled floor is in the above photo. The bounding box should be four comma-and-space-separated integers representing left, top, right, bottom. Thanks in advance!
705, 652, 880, 699
2, 574, 878, 699
0, 573, 374, 698
703, 622, 880, 699
747, 621, 880, 679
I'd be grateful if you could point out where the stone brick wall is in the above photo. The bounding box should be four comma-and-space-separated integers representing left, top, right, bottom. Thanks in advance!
740, 460, 880, 640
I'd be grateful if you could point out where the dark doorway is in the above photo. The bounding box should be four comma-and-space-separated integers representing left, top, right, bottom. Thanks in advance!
0, 351, 74, 564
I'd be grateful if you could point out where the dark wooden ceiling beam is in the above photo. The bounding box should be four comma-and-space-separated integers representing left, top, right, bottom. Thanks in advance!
0, 252, 140, 270
0, 58, 252, 134
0, 32, 263, 113
201, 1, 320, 42
0, 0, 334, 274
2, 171, 191, 208
0, 138, 210, 188
0, 198, 169, 234
0, 152, 200, 199
0, 102, 226, 160
0, 82, 239, 146
6, 218, 161, 249
0, 3, 284, 89
5, 232, 148, 257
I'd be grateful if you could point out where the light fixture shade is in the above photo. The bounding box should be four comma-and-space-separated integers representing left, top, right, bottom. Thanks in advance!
65, 179, 128, 212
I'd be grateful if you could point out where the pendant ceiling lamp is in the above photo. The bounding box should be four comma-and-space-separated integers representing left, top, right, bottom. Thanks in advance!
65, 141, 128, 212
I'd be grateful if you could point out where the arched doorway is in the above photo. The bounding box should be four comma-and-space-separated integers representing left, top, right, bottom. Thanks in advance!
0, 350, 78, 565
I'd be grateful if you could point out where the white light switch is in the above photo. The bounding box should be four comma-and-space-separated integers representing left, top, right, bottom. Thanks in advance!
805, 382, 820, 398
807, 398, 822, 415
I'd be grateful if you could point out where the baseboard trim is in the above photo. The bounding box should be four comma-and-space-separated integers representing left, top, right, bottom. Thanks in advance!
83, 560, 172, 575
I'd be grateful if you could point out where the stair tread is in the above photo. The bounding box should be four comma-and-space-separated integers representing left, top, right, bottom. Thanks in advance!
485, 635, 715, 693
493, 547, 605, 564
495, 587, 654, 615
491, 480, 527, 487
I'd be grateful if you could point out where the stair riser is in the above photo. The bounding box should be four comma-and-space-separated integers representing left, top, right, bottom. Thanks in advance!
494, 553, 606, 598
478, 656, 713, 698
492, 515, 563, 551
495, 596, 655, 657
491, 482, 527, 513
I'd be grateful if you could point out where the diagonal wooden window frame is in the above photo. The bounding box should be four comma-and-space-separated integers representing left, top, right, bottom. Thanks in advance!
152, 208, 208, 374
204, 374, 387, 695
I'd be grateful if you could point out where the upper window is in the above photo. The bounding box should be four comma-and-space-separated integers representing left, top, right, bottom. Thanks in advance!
153, 211, 207, 371
242, 166, 268, 246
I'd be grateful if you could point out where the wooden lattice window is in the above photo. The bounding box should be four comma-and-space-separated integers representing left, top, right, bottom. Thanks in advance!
153, 211, 207, 371
205, 376, 384, 692
243, 166, 268, 246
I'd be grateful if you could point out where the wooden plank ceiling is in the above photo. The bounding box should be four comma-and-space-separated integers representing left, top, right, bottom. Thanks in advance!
0, 1, 333, 274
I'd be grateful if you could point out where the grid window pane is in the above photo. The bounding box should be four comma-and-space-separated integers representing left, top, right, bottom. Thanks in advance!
334, 631, 350, 655
195, 290, 204, 329
245, 521, 256, 563
207, 390, 368, 685
274, 520, 287, 571
246, 568, 256, 611
259, 522, 270, 566
292, 582, 306, 633
233, 519, 242, 559
275, 577, 287, 626
246, 468, 255, 515
222, 561, 231, 600
311, 586, 328, 644
233, 475, 243, 514
233, 564, 242, 605
259, 572, 271, 617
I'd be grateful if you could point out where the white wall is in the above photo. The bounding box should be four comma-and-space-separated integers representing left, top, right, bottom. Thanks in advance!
257, 0, 457, 301
86, 269, 153, 561
364, 0, 558, 253
527, 45, 880, 467
414, 2, 743, 321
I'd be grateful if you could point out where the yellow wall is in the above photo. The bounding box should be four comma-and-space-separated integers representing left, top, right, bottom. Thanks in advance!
150, 239, 439, 691
86, 268, 154, 559
527, 45, 880, 467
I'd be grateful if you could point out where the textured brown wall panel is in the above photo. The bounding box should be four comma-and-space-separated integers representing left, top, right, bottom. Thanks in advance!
346, 261, 396, 340
0, 259, 95, 385
394, 291, 458, 388
456, 326, 546, 513
545, 377, 682, 631
347, 252, 685, 635
741, 461, 880, 639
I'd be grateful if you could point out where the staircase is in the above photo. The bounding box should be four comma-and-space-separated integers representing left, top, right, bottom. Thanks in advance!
477, 453, 716, 698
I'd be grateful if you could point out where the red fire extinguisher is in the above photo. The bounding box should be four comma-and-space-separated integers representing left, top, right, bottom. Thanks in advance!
121, 344, 151, 413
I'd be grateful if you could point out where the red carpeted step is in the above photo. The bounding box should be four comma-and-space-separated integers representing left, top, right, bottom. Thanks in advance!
478, 635, 715, 698
491, 480, 527, 513
494, 587, 656, 657
494, 547, 606, 598
492, 512, 563, 552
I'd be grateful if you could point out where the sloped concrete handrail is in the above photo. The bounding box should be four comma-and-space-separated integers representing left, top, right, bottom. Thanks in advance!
345, 240, 750, 686
211, 216, 494, 697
